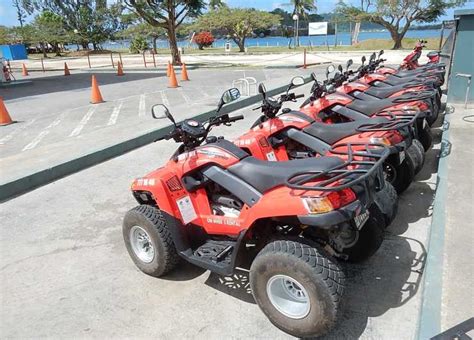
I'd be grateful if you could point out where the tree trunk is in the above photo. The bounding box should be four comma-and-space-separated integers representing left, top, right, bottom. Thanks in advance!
81, 42, 89, 50
152, 37, 158, 54
234, 37, 245, 52
167, 25, 181, 65
388, 28, 403, 49
40, 43, 47, 58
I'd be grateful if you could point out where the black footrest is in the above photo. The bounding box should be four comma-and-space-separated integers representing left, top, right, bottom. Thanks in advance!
194, 240, 235, 264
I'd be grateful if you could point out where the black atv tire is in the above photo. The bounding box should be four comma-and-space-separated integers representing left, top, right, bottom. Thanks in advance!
123, 205, 180, 277
340, 205, 385, 263
374, 182, 399, 226
250, 240, 344, 338
418, 124, 433, 151
411, 139, 426, 173
384, 155, 415, 194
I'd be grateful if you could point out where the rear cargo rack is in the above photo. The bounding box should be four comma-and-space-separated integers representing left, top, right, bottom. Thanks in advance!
356, 110, 419, 132
285, 142, 390, 191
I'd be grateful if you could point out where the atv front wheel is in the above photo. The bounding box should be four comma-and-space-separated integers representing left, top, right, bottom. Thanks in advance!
250, 240, 344, 338
123, 205, 180, 277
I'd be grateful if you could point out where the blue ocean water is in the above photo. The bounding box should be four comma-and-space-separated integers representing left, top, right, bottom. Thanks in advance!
102, 29, 441, 50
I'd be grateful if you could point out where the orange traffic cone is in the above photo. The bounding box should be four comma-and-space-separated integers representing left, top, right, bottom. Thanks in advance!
181, 63, 189, 81
117, 61, 124, 76
0, 97, 15, 126
166, 61, 171, 77
64, 62, 70, 76
90, 75, 104, 104
168, 65, 179, 88
22, 63, 29, 76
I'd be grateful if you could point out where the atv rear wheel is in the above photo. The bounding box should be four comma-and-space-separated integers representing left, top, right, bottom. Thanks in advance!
340, 205, 385, 263
411, 139, 426, 173
384, 155, 415, 194
374, 182, 398, 226
418, 124, 433, 151
250, 240, 344, 338
123, 205, 180, 277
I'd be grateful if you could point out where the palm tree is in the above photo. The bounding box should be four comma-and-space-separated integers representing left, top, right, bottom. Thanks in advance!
287, 0, 317, 47
291, 0, 317, 18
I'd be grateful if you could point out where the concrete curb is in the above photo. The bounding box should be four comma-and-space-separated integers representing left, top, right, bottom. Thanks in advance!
0, 77, 311, 202
416, 107, 452, 339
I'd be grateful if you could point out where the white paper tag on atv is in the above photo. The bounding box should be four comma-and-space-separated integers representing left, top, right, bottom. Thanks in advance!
266, 151, 277, 161
176, 196, 197, 225
354, 210, 370, 229
399, 150, 405, 163
423, 119, 427, 128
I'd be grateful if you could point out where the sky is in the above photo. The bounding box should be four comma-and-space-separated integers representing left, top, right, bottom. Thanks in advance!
0, 0, 473, 27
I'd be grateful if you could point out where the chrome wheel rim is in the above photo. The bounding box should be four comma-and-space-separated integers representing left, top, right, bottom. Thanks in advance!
266, 275, 310, 319
384, 162, 397, 183
130, 226, 155, 263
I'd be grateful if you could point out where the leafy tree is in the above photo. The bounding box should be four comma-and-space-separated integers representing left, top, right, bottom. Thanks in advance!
29, 0, 123, 49
193, 31, 214, 49
120, 21, 166, 53
192, 8, 281, 52
129, 35, 149, 53
33, 11, 69, 56
125, 0, 206, 65
0, 26, 13, 45
208, 0, 226, 10
12, 0, 34, 27
338, 0, 464, 49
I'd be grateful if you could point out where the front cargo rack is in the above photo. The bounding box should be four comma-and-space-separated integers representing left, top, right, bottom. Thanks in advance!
285, 142, 390, 191
356, 110, 419, 132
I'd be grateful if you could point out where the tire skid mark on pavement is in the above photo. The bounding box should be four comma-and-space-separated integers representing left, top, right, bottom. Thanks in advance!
69, 106, 97, 137
0, 119, 37, 145
22, 113, 65, 151
138, 94, 146, 117
160, 91, 170, 106
107, 100, 124, 126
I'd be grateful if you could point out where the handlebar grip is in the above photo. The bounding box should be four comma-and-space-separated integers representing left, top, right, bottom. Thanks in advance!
229, 114, 244, 122
294, 94, 305, 99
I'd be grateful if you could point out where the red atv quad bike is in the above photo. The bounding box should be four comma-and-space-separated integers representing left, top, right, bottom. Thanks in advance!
368, 50, 446, 98
299, 70, 434, 153
334, 57, 442, 126
399, 40, 442, 70
123, 89, 390, 338
358, 52, 444, 99
236, 76, 417, 197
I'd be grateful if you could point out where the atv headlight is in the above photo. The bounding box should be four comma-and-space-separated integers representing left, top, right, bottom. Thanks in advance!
401, 105, 420, 112
369, 136, 391, 146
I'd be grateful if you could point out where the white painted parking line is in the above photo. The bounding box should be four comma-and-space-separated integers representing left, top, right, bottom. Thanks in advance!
0, 119, 37, 145
178, 88, 191, 104
107, 100, 124, 126
160, 91, 170, 106
138, 94, 146, 117
69, 106, 96, 137
22, 113, 65, 151
22, 130, 50, 151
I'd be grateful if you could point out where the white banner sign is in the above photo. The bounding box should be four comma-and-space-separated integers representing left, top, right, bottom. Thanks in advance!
308, 22, 328, 35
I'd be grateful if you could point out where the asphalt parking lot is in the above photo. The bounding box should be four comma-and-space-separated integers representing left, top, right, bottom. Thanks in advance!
0, 86, 443, 338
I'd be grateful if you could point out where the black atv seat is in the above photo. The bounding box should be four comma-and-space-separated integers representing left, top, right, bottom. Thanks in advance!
385, 74, 440, 86
394, 68, 445, 78
303, 118, 389, 145
346, 96, 405, 116
365, 83, 421, 99
228, 156, 344, 193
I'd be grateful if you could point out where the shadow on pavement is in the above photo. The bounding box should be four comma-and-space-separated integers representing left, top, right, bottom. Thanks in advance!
1, 72, 165, 101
